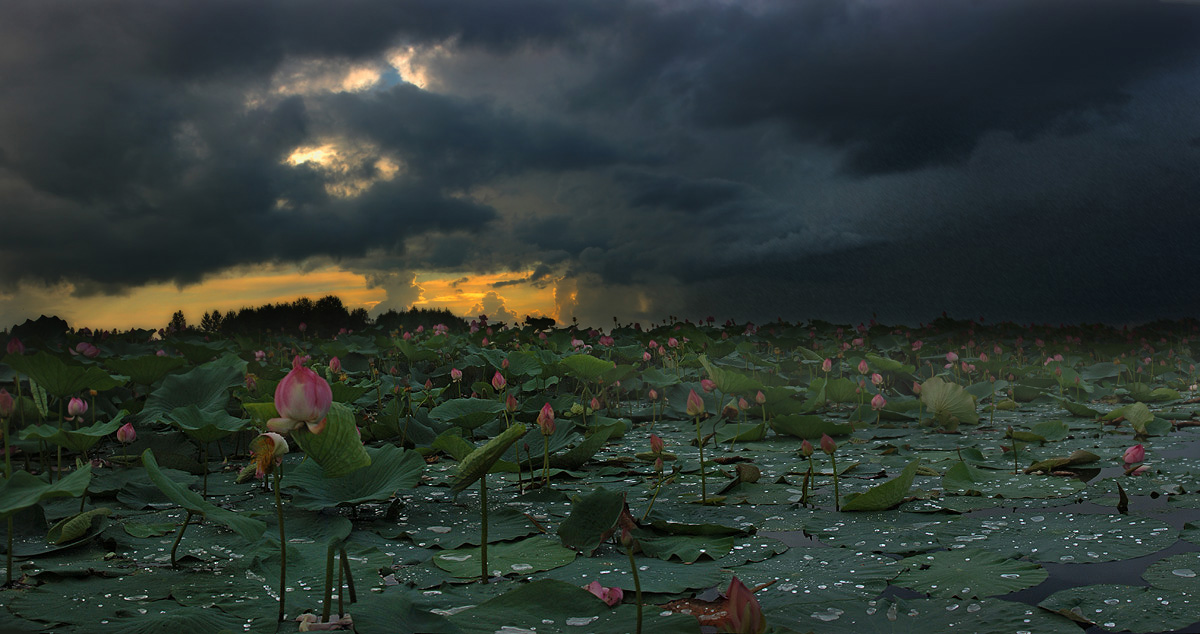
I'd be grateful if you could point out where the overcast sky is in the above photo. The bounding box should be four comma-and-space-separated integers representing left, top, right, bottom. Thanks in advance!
2, 0, 1200, 331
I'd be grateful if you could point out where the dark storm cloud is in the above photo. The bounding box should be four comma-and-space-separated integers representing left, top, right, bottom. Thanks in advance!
572, 0, 1200, 176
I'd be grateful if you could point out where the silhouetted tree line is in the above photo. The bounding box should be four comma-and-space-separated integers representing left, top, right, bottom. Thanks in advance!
178, 297, 466, 337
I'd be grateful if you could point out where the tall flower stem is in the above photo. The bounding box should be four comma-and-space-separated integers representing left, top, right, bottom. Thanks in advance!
322, 542, 337, 623
541, 436, 551, 486
627, 546, 643, 634
274, 467, 287, 622
694, 415, 707, 503
831, 453, 840, 511
480, 474, 489, 583
170, 511, 195, 568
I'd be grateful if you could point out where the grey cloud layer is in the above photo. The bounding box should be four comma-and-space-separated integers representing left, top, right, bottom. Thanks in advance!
1, 0, 1198, 324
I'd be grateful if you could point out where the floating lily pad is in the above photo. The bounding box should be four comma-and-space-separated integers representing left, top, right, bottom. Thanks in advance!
1039, 583, 1200, 633
1143, 551, 1200, 593
933, 512, 1173, 563
283, 443, 423, 510
794, 596, 1079, 634
894, 548, 1047, 598
433, 536, 576, 578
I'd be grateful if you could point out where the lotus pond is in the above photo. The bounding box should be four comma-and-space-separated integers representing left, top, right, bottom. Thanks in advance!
1, 316, 1199, 634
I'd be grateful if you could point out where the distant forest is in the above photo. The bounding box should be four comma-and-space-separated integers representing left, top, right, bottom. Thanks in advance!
171, 296, 474, 338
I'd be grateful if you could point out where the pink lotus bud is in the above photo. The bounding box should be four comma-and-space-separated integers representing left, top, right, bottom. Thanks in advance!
481, 337, 489, 346
329, 356, 341, 373
648, 388, 658, 401
871, 373, 883, 386
0, 389, 13, 418
402, 332, 412, 340
820, 433, 837, 455
871, 393, 887, 411
537, 403, 555, 435
156, 349, 167, 357
426, 378, 434, 390
800, 439, 814, 457
298, 322, 307, 332
249, 432, 290, 479
116, 422, 136, 444
491, 371, 506, 391
979, 352, 989, 363
502, 358, 509, 369
267, 355, 332, 435
590, 397, 601, 411
1123, 444, 1145, 465
821, 358, 832, 373
254, 350, 266, 362
667, 337, 679, 348
912, 340, 923, 351
946, 351, 959, 363
857, 359, 869, 375
643, 351, 652, 361
416, 325, 425, 333
584, 581, 623, 607
913, 381, 922, 395
68, 397, 88, 418
648, 339, 658, 349
504, 393, 517, 413
450, 368, 463, 382
686, 389, 705, 417
738, 396, 749, 410
755, 390, 766, 404
6, 337, 24, 355
994, 344, 1002, 355
724, 576, 767, 634
655, 457, 664, 472
650, 433, 664, 454
701, 379, 716, 393
75, 342, 100, 358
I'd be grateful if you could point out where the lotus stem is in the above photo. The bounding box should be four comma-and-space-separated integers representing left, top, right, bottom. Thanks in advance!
5, 517, 12, 586
322, 542, 336, 623
831, 453, 840, 511
695, 415, 707, 503
542, 436, 551, 486
480, 474, 489, 583
274, 467, 287, 621
337, 548, 345, 617
170, 510, 194, 568
627, 545, 643, 634
340, 547, 356, 603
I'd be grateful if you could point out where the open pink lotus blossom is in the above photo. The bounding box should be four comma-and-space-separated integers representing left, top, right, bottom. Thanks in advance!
450, 368, 462, 382
584, 581, 623, 607
267, 355, 332, 435
67, 397, 88, 418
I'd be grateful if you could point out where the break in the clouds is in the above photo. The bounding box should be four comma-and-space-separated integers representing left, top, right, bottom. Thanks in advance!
2, 0, 1200, 329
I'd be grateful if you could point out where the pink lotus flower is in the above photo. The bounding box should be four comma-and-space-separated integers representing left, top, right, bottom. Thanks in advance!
537, 403, 555, 435
946, 351, 959, 363
116, 422, 136, 444
156, 349, 167, 357
870, 373, 883, 386
1123, 444, 1145, 465
755, 390, 766, 404
913, 381, 922, 395
450, 368, 462, 382
724, 576, 767, 634
491, 371, 506, 391
701, 379, 716, 393
329, 356, 341, 373
68, 397, 88, 418
0, 389, 13, 418
589, 397, 601, 411
820, 433, 837, 455
267, 355, 332, 435
686, 389, 705, 417
648, 388, 658, 401
871, 393, 887, 411
857, 359, 870, 375
584, 581, 623, 607
912, 340, 923, 351
650, 433, 664, 454
643, 351, 652, 361
75, 342, 100, 358
821, 358, 832, 373
5, 337, 24, 355
298, 322, 307, 332
249, 432, 290, 479
800, 439, 814, 457
667, 337, 679, 348
738, 396, 749, 410
505, 393, 518, 413
254, 350, 266, 362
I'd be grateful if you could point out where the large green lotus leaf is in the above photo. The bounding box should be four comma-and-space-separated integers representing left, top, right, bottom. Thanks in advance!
4, 577, 168, 628
283, 443, 422, 510
560, 353, 615, 382
1104, 401, 1154, 432
429, 398, 505, 430
397, 504, 538, 549
1080, 362, 1123, 381
632, 529, 735, 563
290, 402, 372, 479
2, 351, 122, 397
103, 355, 187, 386
893, 548, 1046, 598
557, 487, 625, 556
824, 377, 861, 403
535, 549, 728, 593
140, 359, 245, 423
865, 353, 911, 373
919, 377, 979, 429
0, 466, 91, 517
1184, 521, 1200, 545
449, 423, 527, 497
790, 596, 1079, 634
141, 449, 265, 541
19, 411, 128, 453
769, 414, 852, 439
166, 404, 248, 443
447, 579, 697, 634
244, 540, 394, 611
351, 585, 463, 634
1057, 397, 1101, 418
433, 536, 576, 578
941, 461, 1086, 499
713, 421, 768, 443
169, 340, 234, 365
734, 546, 901, 608
840, 459, 920, 512
1030, 419, 1069, 441
933, 512, 1173, 563
549, 421, 617, 470
1143, 552, 1200, 593
1039, 584, 1200, 633
90, 605, 248, 634
789, 510, 957, 555
699, 354, 763, 395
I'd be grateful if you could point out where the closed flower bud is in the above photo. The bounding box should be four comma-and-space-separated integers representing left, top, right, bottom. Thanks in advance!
116, 422, 136, 444
267, 355, 332, 435
68, 397, 88, 418
820, 433, 837, 455
537, 403, 555, 435
686, 389, 705, 417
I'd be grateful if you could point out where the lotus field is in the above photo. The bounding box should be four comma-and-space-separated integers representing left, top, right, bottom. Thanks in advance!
2, 316, 1200, 633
